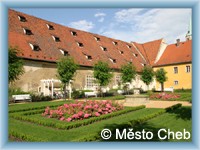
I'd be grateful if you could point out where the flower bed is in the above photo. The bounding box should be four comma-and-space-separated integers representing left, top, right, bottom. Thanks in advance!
150, 92, 180, 100
42, 100, 123, 122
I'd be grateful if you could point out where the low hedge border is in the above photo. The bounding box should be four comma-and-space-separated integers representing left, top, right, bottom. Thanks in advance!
74, 104, 182, 141
10, 106, 145, 130
9, 130, 47, 142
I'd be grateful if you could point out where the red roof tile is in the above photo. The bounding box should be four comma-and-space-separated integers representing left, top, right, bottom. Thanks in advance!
8, 9, 147, 72
155, 40, 192, 66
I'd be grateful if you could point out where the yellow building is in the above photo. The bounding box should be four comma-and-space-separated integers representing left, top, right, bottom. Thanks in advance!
153, 39, 192, 90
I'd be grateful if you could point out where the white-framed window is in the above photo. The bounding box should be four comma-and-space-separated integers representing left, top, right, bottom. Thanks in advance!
112, 41, 118, 45
18, 15, 27, 22
86, 55, 92, 61
71, 31, 77, 36
133, 53, 138, 57
23, 28, 33, 35
46, 24, 54, 30
119, 50, 124, 54
52, 36, 60, 42
109, 58, 116, 63
94, 36, 100, 42
29, 43, 40, 51
174, 80, 179, 85
100, 46, 107, 51
186, 65, 191, 73
59, 49, 69, 56
127, 45, 131, 49
174, 67, 178, 74
86, 75, 98, 89
77, 42, 84, 47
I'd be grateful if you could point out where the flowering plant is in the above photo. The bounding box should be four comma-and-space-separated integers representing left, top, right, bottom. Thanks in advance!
150, 92, 180, 100
42, 100, 123, 122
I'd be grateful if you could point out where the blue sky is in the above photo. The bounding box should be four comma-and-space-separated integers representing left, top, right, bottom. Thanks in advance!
13, 8, 191, 44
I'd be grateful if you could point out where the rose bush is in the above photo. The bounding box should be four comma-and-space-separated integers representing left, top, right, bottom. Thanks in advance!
42, 100, 123, 122
150, 92, 180, 100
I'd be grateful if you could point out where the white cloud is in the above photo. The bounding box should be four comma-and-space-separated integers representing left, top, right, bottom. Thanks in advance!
68, 20, 94, 31
108, 8, 192, 43
94, 12, 106, 22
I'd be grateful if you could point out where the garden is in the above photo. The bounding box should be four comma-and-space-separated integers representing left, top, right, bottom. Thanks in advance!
9, 100, 191, 142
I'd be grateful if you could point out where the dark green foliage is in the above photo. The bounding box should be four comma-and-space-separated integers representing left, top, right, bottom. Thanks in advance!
9, 47, 24, 83
31, 94, 53, 102
155, 68, 168, 92
121, 63, 136, 83
57, 57, 78, 99
141, 66, 154, 88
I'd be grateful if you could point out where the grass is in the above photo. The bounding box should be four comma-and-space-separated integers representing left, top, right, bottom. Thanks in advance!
9, 101, 192, 142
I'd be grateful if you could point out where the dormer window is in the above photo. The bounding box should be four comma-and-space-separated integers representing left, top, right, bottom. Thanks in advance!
127, 45, 131, 49
18, 15, 27, 22
133, 53, 138, 57
109, 58, 116, 63
60, 49, 69, 56
29, 43, 40, 51
100, 46, 107, 51
71, 31, 77, 36
119, 50, 124, 54
52, 36, 60, 42
94, 36, 100, 42
77, 42, 84, 47
113, 41, 118, 45
86, 55, 92, 60
46, 24, 54, 30
23, 28, 33, 35
141, 63, 146, 66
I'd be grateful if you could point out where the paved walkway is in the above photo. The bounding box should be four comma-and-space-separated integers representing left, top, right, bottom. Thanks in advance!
123, 100, 192, 108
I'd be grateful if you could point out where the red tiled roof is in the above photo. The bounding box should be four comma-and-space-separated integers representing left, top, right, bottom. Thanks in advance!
8, 9, 147, 72
132, 39, 163, 65
155, 40, 192, 66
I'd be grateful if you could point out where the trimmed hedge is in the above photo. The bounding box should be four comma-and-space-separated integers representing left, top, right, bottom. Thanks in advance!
9, 130, 47, 142
10, 106, 145, 130
165, 103, 182, 112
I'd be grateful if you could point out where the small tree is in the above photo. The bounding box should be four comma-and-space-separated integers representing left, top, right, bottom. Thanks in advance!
121, 63, 136, 94
93, 61, 113, 97
141, 66, 154, 90
9, 47, 24, 84
155, 68, 168, 92
57, 57, 78, 100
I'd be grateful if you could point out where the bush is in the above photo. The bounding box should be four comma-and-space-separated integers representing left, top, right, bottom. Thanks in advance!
174, 89, 192, 93
31, 94, 53, 102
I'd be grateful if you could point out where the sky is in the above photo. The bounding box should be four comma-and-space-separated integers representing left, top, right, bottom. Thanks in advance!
13, 8, 191, 44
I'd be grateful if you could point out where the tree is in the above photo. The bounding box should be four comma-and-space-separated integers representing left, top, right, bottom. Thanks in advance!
155, 68, 168, 92
9, 47, 24, 84
93, 61, 113, 97
141, 66, 154, 90
121, 63, 136, 94
57, 57, 78, 100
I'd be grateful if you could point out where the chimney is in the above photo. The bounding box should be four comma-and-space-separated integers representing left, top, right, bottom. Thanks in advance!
176, 39, 180, 46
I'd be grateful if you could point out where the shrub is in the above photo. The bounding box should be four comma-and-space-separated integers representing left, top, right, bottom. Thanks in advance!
31, 94, 53, 102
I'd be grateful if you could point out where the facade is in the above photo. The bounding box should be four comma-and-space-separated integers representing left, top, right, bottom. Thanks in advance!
8, 9, 192, 96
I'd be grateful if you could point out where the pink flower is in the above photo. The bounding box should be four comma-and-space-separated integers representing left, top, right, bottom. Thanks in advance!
60, 117, 65, 121
84, 113, 90, 118
95, 112, 100, 117
66, 118, 72, 122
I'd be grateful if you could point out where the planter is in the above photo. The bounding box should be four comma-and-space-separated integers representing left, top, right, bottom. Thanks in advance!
125, 94, 149, 105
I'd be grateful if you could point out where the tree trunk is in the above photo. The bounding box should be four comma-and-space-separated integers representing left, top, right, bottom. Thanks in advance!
63, 83, 67, 101
161, 83, 164, 92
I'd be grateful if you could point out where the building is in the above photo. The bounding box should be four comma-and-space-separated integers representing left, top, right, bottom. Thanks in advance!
8, 9, 192, 96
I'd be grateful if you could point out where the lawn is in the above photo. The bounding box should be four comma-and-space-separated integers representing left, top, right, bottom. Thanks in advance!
9, 101, 192, 142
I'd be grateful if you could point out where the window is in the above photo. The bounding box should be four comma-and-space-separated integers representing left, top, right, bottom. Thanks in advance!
115, 75, 121, 85
60, 49, 69, 56
46, 24, 54, 30
94, 36, 100, 42
186, 65, 191, 73
23, 28, 33, 35
133, 53, 138, 57
71, 31, 77, 36
52, 36, 60, 42
18, 15, 27, 22
86, 75, 98, 89
127, 45, 131, 48
109, 58, 116, 63
141, 63, 146, 66
86, 55, 92, 60
174, 67, 178, 74
113, 41, 118, 45
77, 42, 84, 47
119, 51, 124, 54
174, 80, 179, 85
100, 46, 107, 51
29, 43, 40, 51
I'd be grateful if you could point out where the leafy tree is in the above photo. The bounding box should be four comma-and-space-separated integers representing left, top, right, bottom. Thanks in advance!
9, 47, 24, 84
121, 63, 136, 94
155, 68, 168, 92
93, 61, 113, 97
57, 57, 78, 100
141, 66, 154, 90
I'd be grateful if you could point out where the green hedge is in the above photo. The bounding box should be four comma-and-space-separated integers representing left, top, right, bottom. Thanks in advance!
9, 130, 47, 142
10, 106, 145, 130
